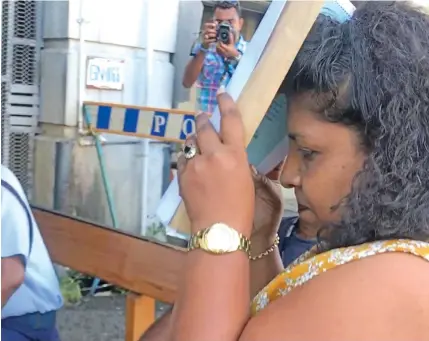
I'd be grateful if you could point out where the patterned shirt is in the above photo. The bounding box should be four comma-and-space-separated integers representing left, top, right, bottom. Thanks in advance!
251, 239, 429, 316
190, 36, 247, 113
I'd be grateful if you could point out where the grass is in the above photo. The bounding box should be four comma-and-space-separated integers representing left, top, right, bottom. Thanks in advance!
60, 275, 82, 305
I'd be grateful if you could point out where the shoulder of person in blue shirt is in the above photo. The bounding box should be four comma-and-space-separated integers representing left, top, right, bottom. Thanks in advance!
278, 216, 317, 268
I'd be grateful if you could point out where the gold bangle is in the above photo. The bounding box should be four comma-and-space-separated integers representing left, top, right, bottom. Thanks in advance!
249, 235, 280, 261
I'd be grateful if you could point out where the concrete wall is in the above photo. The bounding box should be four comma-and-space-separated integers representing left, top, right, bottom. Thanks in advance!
34, 0, 181, 235
33, 136, 169, 235
40, 0, 179, 126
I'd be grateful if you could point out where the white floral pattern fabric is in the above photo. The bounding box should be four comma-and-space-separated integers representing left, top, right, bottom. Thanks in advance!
251, 239, 429, 315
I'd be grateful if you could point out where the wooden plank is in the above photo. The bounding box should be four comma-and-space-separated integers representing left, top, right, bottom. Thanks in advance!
170, 1, 324, 234
33, 207, 186, 303
125, 294, 156, 341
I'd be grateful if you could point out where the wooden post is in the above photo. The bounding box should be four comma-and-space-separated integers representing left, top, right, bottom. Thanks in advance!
125, 294, 156, 341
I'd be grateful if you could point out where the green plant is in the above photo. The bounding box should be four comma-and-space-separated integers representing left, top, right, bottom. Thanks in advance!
146, 222, 167, 242
60, 275, 82, 305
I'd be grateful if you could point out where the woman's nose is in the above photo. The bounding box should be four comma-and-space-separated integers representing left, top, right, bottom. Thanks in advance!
280, 156, 301, 189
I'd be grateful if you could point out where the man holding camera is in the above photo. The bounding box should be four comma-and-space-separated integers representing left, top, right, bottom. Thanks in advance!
182, 0, 247, 114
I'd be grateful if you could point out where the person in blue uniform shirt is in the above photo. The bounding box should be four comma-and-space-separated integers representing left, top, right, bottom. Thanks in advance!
1, 165, 63, 340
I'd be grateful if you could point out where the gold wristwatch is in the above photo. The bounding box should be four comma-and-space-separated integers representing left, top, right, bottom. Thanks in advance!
188, 223, 251, 256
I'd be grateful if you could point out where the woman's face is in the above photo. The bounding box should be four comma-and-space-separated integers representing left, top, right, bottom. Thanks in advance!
280, 94, 366, 228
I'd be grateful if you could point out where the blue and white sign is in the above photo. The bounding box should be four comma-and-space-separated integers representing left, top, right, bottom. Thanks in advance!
84, 102, 196, 143
86, 57, 124, 90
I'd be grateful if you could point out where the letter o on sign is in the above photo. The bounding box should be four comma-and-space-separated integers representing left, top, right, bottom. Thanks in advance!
182, 117, 196, 136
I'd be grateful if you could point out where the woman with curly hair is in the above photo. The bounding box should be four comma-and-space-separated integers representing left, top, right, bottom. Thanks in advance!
168, 1, 429, 340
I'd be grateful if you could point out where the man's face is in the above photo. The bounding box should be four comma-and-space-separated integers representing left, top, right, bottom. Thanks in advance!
213, 7, 243, 42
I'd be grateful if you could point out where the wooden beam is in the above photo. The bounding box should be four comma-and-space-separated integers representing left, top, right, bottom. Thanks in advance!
170, 1, 325, 234
125, 294, 156, 341
33, 207, 186, 303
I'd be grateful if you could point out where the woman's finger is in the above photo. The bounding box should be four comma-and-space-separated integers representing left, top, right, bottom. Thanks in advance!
177, 152, 189, 198
178, 134, 199, 173
266, 160, 285, 181
250, 165, 264, 187
195, 112, 221, 154
185, 133, 198, 147
177, 151, 187, 175
216, 88, 245, 147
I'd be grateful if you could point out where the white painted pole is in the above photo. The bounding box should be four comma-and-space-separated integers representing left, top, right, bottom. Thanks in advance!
140, 0, 153, 236
77, 0, 86, 132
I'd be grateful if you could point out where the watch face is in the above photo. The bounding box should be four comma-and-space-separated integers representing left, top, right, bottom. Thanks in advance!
204, 223, 240, 253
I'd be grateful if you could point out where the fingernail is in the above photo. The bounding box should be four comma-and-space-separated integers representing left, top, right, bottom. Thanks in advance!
217, 86, 226, 95
250, 165, 258, 175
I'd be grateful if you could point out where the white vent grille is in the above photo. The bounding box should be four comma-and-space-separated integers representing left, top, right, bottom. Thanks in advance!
1, 0, 41, 197
14, 0, 37, 40
1, 1, 10, 78
1, 81, 11, 166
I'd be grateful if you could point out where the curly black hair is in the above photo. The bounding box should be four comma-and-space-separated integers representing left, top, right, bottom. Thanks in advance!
286, 1, 429, 250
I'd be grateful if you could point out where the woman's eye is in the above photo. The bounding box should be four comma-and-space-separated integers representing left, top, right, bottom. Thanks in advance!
298, 148, 316, 161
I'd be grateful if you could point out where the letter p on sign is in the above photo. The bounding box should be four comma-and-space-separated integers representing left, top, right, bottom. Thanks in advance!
151, 111, 168, 137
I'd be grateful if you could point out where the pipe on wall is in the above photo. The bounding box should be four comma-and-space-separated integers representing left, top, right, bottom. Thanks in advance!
53, 140, 73, 211
77, 0, 86, 132
140, 0, 154, 236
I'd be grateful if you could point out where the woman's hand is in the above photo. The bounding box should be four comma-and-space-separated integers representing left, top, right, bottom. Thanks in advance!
250, 166, 284, 255
177, 90, 255, 237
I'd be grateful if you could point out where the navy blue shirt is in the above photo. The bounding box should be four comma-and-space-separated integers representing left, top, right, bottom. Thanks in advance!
277, 217, 316, 267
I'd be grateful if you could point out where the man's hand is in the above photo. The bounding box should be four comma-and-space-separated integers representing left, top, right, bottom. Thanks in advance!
216, 33, 240, 59
202, 22, 217, 49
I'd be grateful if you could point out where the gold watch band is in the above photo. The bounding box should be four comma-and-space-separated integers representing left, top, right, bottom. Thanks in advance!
188, 227, 251, 255
187, 224, 279, 260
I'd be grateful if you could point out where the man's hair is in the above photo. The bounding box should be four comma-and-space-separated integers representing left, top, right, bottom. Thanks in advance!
214, 0, 242, 17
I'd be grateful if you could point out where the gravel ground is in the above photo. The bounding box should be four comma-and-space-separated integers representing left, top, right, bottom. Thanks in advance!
57, 295, 126, 341
57, 295, 170, 341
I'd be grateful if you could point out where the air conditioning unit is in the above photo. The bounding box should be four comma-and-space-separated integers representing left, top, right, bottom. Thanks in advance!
1, 0, 42, 198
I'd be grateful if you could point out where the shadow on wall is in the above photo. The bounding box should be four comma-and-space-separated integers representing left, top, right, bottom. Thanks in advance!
68, 141, 143, 234
32, 136, 143, 235
73, 169, 108, 227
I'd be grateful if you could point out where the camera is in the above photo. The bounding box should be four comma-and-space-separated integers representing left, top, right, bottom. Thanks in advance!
217, 22, 232, 44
